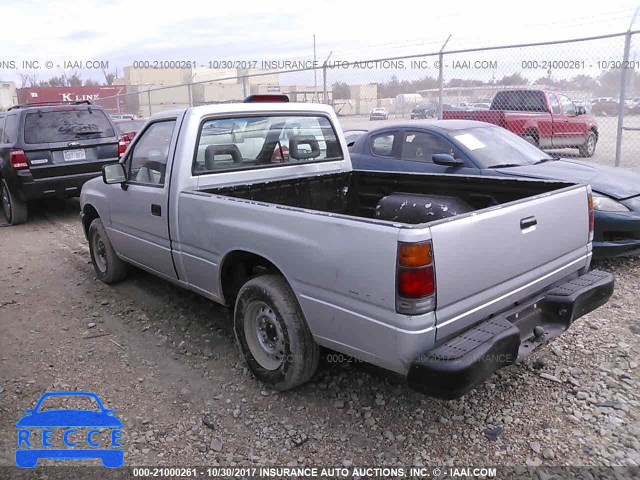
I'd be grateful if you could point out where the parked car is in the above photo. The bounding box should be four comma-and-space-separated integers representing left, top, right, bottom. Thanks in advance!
410, 103, 436, 119
444, 89, 599, 157
589, 97, 619, 117
0, 102, 125, 225
79, 96, 613, 399
625, 98, 640, 115
369, 107, 389, 120
113, 118, 147, 146
349, 120, 640, 257
110, 113, 138, 120
343, 129, 367, 147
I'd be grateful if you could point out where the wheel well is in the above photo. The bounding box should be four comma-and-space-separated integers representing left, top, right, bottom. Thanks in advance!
82, 204, 100, 238
523, 129, 539, 140
220, 251, 284, 305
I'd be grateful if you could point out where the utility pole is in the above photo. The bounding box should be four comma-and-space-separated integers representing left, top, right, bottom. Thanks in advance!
323, 50, 333, 105
437, 34, 452, 120
614, 6, 640, 167
313, 35, 317, 103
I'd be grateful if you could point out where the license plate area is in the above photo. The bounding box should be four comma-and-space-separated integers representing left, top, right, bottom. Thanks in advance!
506, 299, 544, 341
63, 149, 86, 161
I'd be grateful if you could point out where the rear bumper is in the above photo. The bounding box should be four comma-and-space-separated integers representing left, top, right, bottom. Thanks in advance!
407, 269, 614, 399
14, 170, 102, 201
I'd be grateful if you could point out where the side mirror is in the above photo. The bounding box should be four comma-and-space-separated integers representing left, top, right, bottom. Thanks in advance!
432, 153, 464, 166
576, 106, 586, 115
102, 163, 127, 184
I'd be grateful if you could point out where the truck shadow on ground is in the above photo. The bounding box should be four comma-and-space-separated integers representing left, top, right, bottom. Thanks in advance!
112, 253, 640, 412
1, 198, 82, 228
112, 264, 530, 407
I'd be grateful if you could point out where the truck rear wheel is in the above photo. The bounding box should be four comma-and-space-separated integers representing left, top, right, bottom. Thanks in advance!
578, 131, 597, 157
88, 218, 128, 284
1, 179, 28, 225
234, 274, 319, 391
522, 133, 539, 148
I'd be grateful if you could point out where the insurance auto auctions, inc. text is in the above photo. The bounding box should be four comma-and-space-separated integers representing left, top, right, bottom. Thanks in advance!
195, 466, 498, 478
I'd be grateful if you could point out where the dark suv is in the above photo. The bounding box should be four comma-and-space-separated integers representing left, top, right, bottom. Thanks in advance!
0, 102, 125, 224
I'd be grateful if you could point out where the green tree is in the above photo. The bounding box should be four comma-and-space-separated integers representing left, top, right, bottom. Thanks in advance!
496, 73, 529, 86
332, 81, 351, 99
66, 70, 83, 86
596, 69, 640, 98
568, 74, 598, 92
38, 75, 66, 87
103, 70, 116, 86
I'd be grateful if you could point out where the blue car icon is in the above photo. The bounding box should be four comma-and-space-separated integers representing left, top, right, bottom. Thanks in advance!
16, 391, 123, 468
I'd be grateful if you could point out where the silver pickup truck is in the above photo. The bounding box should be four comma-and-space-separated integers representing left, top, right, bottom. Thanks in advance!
79, 97, 614, 399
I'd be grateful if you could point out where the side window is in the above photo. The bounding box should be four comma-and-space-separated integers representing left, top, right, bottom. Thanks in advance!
559, 95, 576, 116
4, 115, 18, 143
127, 120, 176, 186
401, 131, 453, 162
0, 115, 5, 144
370, 132, 395, 156
548, 94, 561, 114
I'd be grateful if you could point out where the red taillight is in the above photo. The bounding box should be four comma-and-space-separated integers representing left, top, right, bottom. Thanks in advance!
398, 266, 435, 298
118, 138, 127, 158
587, 189, 594, 242
9, 149, 29, 170
244, 94, 289, 103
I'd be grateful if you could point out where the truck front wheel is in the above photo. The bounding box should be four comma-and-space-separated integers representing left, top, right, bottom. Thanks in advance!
578, 131, 597, 157
88, 218, 128, 284
234, 274, 319, 391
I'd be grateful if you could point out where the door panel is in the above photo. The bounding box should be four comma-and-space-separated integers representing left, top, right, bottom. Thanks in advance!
107, 119, 178, 279
556, 95, 583, 147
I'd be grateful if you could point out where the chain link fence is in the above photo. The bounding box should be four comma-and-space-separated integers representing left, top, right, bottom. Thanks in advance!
93, 30, 640, 173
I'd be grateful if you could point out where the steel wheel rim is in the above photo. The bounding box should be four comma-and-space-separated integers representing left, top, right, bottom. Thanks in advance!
1, 182, 11, 221
587, 135, 596, 155
244, 300, 285, 370
92, 233, 108, 273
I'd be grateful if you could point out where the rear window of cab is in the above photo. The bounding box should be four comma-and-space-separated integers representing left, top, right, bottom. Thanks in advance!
192, 114, 343, 174
24, 109, 115, 144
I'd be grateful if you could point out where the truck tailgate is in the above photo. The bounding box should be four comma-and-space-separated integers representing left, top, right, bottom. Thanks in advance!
430, 185, 590, 340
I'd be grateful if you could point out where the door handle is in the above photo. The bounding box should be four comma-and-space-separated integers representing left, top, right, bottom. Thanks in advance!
520, 216, 537, 230
151, 204, 161, 216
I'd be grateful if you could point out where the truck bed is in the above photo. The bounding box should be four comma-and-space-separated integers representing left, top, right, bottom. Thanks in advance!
204, 170, 572, 224
191, 169, 590, 374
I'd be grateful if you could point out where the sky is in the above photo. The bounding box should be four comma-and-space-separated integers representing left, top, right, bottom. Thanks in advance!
2, 0, 640, 87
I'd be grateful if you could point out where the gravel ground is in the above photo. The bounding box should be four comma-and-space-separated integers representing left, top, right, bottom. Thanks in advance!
0, 200, 639, 476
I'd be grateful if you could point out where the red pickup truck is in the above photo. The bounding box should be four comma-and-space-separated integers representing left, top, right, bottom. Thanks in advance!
443, 89, 599, 157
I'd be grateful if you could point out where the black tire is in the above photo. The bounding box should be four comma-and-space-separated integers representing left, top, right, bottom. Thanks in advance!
1, 178, 28, 225
88, 218, 127, 284
234, 274, 319, 391
522, 133, 539, 148
578, 131, 597, 157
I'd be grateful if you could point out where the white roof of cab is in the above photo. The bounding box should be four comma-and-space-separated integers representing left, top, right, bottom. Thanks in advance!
149, 102, 336, 122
